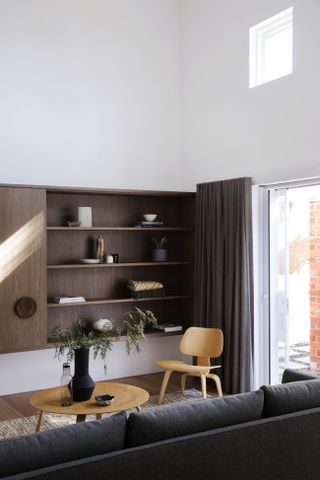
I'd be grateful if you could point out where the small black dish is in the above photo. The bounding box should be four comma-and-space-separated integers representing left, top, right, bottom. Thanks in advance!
95, 394, 115, 406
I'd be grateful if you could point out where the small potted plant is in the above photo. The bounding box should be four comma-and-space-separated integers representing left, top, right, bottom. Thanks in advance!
152, 236, 168, 262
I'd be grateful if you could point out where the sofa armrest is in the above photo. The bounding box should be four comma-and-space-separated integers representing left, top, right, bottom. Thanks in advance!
282, 368, 318, 384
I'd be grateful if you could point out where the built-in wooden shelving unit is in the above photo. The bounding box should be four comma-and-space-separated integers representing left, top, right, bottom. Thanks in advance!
0, 184, 195, 353
46, 187, 195, 338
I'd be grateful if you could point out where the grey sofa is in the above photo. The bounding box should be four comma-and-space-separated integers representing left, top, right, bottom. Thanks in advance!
1, 369, 320, 480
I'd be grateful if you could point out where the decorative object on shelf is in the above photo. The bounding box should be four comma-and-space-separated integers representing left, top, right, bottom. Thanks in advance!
95, 235, 104, 262
79, 259, 100, 264
153, 323, 183, 333
14, 297, 37, 319
77, 207, 92, 227
67, 221, 81, 227
93, 318, 113, 333
60, 362, 73, 406
95, 393, 114, 406
143, 213, 157, 222
111, 253, 119, 263
152, 236, 168, 262
106, 254, 114, 263
127, 280, 166, 299
53, 309, 158, 392
123, 307, 158, 354
135, 220, 164, 228
52, 296, 86, 304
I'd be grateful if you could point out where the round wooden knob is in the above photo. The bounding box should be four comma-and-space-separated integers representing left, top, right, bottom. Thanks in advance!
15, 297, 37, 319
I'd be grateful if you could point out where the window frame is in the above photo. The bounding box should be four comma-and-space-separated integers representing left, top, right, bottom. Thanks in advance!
249, 7, 293, 89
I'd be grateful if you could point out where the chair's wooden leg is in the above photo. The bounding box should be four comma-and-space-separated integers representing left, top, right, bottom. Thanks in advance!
181, 373, 188, 394
96, 413, 102, 420
158, 370, 172, 405
212, 374, 223, 397
200, 374, 207, 399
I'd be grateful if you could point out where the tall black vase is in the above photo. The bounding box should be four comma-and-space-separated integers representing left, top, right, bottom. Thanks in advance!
72, 348, 95, 402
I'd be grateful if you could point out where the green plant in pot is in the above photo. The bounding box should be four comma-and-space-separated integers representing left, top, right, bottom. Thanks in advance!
152, 236, 168, 262
53, 308, 158, 401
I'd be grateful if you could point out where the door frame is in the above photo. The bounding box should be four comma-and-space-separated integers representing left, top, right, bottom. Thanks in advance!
253, 177, 320, 388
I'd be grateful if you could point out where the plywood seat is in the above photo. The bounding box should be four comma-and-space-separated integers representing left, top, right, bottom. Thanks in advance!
156, 360, 212, 375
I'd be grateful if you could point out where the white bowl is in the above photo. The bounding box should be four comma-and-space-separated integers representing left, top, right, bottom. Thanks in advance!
79, 259, 101, 264
143, 214, 157, 222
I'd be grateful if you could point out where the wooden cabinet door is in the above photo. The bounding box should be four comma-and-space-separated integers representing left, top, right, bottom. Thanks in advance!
0, 187, 47, 351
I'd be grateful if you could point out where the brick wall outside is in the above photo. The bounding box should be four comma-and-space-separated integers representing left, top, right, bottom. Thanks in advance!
309, 201, 320, 370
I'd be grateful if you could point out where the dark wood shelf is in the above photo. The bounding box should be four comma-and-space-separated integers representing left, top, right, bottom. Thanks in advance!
1, 328, 186, 354
47, 261, 192, 269
47, 226, 193, 231
45, 329, 185, 349
46, 186, 195, 197
47, 294, 192, 308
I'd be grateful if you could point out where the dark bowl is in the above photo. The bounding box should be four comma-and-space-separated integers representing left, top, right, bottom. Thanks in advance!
95, 394, 115, 406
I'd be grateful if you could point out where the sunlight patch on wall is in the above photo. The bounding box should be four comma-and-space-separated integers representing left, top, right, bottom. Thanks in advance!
0, 212, 44, 284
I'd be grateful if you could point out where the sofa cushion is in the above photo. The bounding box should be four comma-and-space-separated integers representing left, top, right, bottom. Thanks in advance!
126, 390, 264, 447
0, 412, 127, 478
261, 379, 320, 418
282, 368, 317, 384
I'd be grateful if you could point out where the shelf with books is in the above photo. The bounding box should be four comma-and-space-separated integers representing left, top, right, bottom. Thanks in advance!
47, 294, 192, 308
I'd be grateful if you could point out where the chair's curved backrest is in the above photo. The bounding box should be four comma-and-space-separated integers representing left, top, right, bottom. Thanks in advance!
179, 327, 223, 359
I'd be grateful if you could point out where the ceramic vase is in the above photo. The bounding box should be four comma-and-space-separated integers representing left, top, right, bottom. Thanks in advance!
72, 348, 95, 401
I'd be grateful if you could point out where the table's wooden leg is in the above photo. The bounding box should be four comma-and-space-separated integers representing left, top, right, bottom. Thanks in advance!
136, 406, 141, 412
76, 414, 86, 423
96, 413, 102, 420
35, 411, 43, 432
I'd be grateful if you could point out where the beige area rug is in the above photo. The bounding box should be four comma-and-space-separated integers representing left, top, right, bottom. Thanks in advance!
0, 389, 209, 440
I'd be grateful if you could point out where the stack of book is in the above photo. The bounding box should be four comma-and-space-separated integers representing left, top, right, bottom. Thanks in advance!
153, 323, 183, 333
135, 221, 164, 228
51, 296, 86, 304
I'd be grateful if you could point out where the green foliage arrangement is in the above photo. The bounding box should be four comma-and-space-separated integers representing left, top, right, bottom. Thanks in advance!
53, 316, 119, 374
123, 307, 158, 354
152, 236, 168, 249
53, 308, 158, 372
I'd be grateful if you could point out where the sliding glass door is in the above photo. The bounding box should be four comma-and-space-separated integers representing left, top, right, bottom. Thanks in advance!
268, 184, 320, 383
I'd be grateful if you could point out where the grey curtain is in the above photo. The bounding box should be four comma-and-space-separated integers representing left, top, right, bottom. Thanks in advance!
194, 177, 254, 393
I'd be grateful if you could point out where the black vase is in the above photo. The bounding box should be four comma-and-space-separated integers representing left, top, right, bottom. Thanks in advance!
72, 348, 95, 402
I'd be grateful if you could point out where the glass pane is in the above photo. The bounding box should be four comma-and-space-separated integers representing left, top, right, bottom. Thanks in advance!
269, 189, 288, 384
269, 185, 320, 383
263, 25, 293, 83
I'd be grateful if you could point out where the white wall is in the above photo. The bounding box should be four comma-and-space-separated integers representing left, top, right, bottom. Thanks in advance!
0, 0, 185, 395
181, 0, 320, 188
0, 336, 183, 396
0, 0, 183, 190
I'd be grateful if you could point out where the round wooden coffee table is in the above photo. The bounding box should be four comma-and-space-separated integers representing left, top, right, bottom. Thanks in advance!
30, 382, 150, 432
